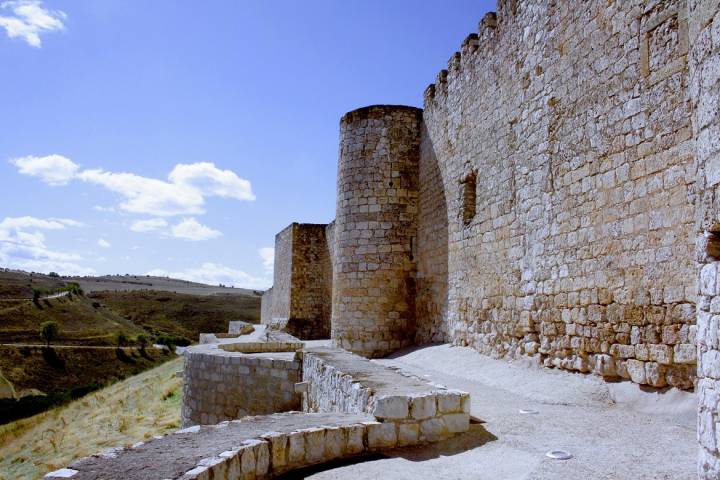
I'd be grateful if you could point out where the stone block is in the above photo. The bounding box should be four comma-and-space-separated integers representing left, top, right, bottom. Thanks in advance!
260, 432, 287, 471
182, 465, 209, 480
648, 344, 673, 365
420, 417, 447, 442
460, 394, 471, 414
324, 426, 344, 458
626, 359, 647, 384
437, 391, 462, 413
254, 441, 270, 476
674, 344, 696, 364
287, 431, 305, 464
644, 362, 667, 388
372, 395, 409, 419
303, 428, 326, 463
219, 450, 241, 479
410, 395, 437, 420
239, 445, 256, 479
397, 422, 420, 446
592, 354, 617, 377
367, 421, 397, 448
342, 424, 366, 455
443, 413, 470, 433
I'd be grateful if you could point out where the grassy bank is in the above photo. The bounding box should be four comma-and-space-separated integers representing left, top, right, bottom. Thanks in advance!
0, 357, 183, 480
0, 345, 174, 424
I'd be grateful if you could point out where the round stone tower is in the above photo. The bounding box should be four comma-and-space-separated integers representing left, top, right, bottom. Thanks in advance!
331, 105, 423, 358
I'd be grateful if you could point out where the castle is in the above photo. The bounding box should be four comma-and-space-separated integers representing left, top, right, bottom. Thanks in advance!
45, 1, 720, 478
259, 0, 720, 477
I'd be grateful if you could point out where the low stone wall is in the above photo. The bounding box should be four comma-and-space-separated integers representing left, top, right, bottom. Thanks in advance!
302, 349, 372, 414
301, 347, 470, 444
181, 346, 301, 427
48, 346, 472, 479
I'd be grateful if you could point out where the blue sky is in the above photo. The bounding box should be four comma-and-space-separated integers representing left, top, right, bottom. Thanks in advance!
0, 0, 493, 288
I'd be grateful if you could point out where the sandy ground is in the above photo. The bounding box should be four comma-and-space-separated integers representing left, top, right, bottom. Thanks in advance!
300, 344, 696, 480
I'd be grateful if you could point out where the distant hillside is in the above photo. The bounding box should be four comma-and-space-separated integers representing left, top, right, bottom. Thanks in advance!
0, 269, 261, 425
0, 269, 66, 300
89, 290, 261, 341
0, 358, 183, 480
66, 274, 262, 296
0, 293, 146, 346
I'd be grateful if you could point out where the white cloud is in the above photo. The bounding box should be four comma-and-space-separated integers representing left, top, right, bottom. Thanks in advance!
93, 205, 115, 213
0, 216, 75, 231
0, 215, 94, 275
78, 169, 206, 217
146, 262, 269, 289
10, 154, 79, 185
168, 162, 255, 201
170, 218, 221, 241
0, 1, 66, 48
259, 247, 274, 273
11, 154, 255, 217
130, 218, 168, 232
97, 238, 111, 248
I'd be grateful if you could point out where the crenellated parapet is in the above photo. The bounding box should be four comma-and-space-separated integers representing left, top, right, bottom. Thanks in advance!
424, 10, 500, 110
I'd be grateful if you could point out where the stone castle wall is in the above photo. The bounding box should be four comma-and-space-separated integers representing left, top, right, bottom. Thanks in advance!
331, 105, 423, 357
261, 223, 332, 339
416, 0, 697, 389
181, 348, 301, 427
690, 0, 720, 476
261, 225, 294, 326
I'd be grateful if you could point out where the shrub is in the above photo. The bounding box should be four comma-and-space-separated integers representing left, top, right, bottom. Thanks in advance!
39, 321, 60, 347
32, 288, 42, 305
116, 332, 129, 347
136, 334, 149, 349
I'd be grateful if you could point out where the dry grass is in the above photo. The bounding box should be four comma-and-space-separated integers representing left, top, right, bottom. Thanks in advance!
0, 357, 183, 480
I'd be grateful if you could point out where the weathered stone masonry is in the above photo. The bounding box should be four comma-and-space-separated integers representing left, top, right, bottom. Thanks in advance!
261, 223, 332, 340
257, 1, 720, 474
332, 106, 423, 358
420, 0, 698, 390
690, 0, 720, 477
266, 0, 704, 387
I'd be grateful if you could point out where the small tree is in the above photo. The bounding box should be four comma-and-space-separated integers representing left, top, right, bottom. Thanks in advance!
136, 334, 149, 350
40, 321, 60, 347
116, 332, 129, 348
32, 288, 42, 305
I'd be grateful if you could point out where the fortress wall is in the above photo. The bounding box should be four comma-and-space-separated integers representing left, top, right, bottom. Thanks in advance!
417, 0, 697, 388
690, 0, 720, 476
416, 122, 451, 344
262, 223, 332, 339
331, 105, 423, 357
181, 349, 301, 427
288, 224, 332, 339
262, 224, 294, 326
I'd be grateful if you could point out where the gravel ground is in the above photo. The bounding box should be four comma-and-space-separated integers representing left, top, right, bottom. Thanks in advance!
302, 344, 696, 480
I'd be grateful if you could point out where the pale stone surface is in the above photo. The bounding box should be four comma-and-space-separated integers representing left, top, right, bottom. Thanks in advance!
372, 395, 409, 419
367, 422, 397, 448
397, 422, 420, 446
409, 395, 437, 420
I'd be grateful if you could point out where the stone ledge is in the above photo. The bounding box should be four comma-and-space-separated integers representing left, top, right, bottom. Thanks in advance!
47, 410, 461, 480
